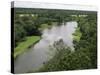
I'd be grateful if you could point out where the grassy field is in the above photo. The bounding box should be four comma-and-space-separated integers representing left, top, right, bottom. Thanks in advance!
14, 36, 40, 59
38, 22, 58, 31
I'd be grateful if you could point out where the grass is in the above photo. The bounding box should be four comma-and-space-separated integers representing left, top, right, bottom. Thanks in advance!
14, 36, 40, 59
39, 24, 51, 30
73, 27, 82, 42
38, 22, 58, 31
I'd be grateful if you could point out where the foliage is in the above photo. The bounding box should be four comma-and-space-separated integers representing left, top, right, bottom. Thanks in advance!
73, 27, 82, 42
14, 36, 40, 59
14, 8, 97, 71
36, 13, 97, 72
14, 14, 41, 47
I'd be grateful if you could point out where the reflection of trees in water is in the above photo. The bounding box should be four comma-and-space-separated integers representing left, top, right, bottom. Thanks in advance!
48, 38, 71, 55
53, 39, 66, 51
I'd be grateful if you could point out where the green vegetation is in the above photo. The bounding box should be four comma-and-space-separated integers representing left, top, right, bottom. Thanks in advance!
14, 8, 97, 72
38, 23, 51, 31
14, 36, 40, 59
39, 22, 58, 31
36, 14, 97, 72
73, 27, 82, 42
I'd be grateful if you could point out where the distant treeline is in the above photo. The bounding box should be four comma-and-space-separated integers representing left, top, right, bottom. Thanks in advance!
14, 8, 97, 14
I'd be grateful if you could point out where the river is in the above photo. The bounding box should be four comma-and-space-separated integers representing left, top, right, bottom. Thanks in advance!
14, 21, 78, 73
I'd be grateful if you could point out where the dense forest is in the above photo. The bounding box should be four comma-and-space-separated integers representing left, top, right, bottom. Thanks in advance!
14, 8, 97, 73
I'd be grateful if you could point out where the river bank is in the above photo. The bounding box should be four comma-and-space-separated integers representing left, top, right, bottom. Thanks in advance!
14, 36, 41, 59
